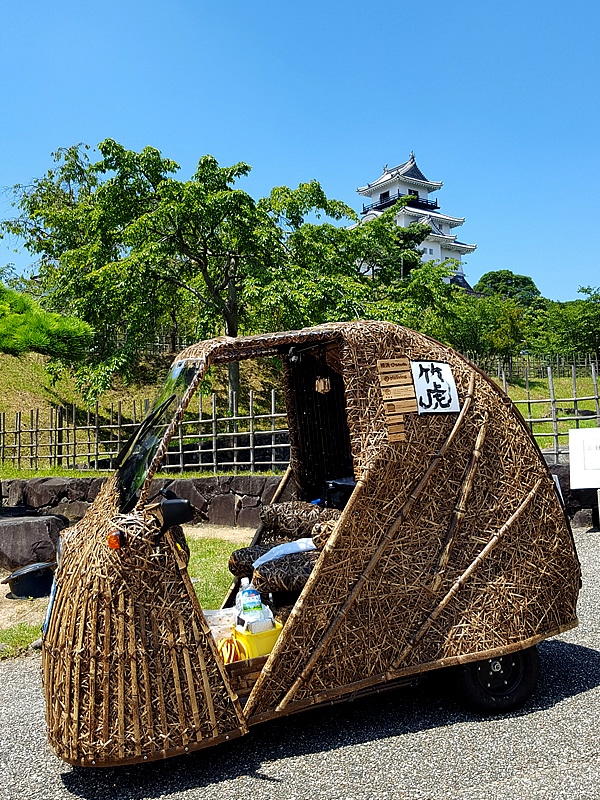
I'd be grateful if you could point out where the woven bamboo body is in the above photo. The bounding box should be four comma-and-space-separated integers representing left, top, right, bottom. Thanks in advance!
242, 323, 579, 718
42, 477, 246, 766
42, 321, 580, 765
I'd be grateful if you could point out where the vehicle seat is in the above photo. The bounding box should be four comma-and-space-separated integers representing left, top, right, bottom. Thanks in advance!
259, 501, 341, 540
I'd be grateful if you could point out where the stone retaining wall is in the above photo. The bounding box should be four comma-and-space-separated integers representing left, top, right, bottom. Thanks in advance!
1, 466, 598, 530
1, 475, 283, 529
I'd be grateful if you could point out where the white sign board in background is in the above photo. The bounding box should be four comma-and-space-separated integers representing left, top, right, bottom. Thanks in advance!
569, 428, 600, 489
410, 361, 460, 415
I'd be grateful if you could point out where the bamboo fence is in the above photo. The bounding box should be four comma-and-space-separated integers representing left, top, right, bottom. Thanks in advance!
0, 391, 289, 473
2, 366, 598, 471
468, 351, 599, 381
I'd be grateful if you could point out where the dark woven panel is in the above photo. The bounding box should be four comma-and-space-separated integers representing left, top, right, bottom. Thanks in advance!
283, 348, 353, 500
253, 551, 319, 594
259, 502, 341, 539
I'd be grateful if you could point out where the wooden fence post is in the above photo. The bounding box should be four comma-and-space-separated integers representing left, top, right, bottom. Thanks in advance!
271, 388, 276, 472
592, 363, 600, 428
34, 408, 39, 470
525, 369, 533, 433
57, 407, 63, 467
548, 366, 559, 464
72, 403, 77, 469
49, 407, 53, 467
211, 393, 217, 475
178, 414, 184, 474
94, 402, 99, 470
117, 401, 122, 462
233, 391, 238, 473
572, 365, 579, 429
249, 389, 255, 474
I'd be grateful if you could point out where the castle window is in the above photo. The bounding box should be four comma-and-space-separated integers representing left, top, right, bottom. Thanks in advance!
379, 191, 389, 202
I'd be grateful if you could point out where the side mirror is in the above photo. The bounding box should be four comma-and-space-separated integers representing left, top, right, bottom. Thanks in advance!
160, 497, 194, 533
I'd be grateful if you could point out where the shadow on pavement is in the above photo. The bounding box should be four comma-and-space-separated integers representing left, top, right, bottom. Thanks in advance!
61, 639, 600, 799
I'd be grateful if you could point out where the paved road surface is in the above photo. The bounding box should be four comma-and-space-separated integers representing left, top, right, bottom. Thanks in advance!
2, 529, 599, 800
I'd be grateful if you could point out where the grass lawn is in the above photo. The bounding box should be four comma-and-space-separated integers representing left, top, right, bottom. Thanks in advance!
0, 622, 42, 659
187, 536, 247, 609
491, 375, 600, 449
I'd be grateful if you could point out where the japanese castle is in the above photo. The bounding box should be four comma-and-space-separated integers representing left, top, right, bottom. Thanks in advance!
358, 153, 476, 286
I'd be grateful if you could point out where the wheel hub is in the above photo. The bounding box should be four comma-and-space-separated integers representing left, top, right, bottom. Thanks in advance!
476, 653, 524, 696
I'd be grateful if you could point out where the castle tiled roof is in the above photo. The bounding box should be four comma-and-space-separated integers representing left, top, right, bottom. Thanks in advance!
357, 152, 443, 195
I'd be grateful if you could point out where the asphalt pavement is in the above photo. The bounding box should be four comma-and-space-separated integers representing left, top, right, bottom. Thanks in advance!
2, 528, 600, 800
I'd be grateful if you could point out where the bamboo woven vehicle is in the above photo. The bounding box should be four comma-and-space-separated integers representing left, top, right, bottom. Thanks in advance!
42, 321, 581, 768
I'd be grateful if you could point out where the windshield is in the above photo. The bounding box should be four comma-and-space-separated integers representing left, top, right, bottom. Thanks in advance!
115, 358, 202, 509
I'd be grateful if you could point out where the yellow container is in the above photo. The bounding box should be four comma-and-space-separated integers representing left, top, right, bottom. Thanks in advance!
233, 621, 283, 660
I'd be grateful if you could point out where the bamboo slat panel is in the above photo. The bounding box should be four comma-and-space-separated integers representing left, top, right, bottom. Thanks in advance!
42, 476, 246, 767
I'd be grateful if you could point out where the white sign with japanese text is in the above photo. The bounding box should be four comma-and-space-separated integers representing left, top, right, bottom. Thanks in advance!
569, 428, 600, 489
410, 361, 460, 414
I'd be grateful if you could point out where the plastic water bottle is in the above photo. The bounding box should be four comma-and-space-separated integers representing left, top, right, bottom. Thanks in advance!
236, 578, 263, 623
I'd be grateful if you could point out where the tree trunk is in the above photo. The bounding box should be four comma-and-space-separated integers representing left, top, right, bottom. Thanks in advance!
169, 309, 178, 354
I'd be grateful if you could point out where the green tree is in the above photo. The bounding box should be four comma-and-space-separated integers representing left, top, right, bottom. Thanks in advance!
529, 287, 600, 359
474, 269, 542, 308
438, 290, 526, 357
3, 141, 430, 404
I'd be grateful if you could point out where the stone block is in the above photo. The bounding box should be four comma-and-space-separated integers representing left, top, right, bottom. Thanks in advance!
195, 476, 219, 496
166, 479, 208, 515
572, 508, 594, 529
262, 476, 282, 505
230, 475, 265, 497
24, 477, 69, 508
67, 478, 93, 502
0, 515, 67, 570
236, 505, 261, 529
145, 479, 169, 503
208, 493, 236, 526
87, 478, 107, 503
54, 500, 91, 522
549, 464, 599, 523
218, 476, 233, 490
5, 479, 27, 507
241, 494, 259, 508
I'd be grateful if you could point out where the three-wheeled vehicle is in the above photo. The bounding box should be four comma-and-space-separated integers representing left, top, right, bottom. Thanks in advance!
42, 321, 580, 767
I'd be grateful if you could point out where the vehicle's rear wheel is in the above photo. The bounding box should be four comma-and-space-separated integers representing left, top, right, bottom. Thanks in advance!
458, 645, 539, 713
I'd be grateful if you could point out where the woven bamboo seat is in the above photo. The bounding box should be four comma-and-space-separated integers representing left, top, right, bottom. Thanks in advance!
228, 545, 274, 578
252, 550, 320, 594
259, 501, 341, 539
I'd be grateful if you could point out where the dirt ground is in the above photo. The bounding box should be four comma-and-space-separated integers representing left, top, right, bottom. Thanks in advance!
0, 524, 252, 632
182, 523, 254, 544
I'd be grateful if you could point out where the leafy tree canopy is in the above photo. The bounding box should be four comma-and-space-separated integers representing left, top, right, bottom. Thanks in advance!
527, 286, 600, 359
2, 140, 430, 401
473, 269, 542, 308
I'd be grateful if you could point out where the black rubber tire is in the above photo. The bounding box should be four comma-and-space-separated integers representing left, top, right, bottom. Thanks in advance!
458, 645, 539, 713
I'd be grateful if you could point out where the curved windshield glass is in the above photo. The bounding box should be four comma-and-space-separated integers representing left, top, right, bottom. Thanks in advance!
115, 358, 202, 509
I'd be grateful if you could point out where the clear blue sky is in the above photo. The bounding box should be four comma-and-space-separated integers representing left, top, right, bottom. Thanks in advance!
1, 0, 598, 302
